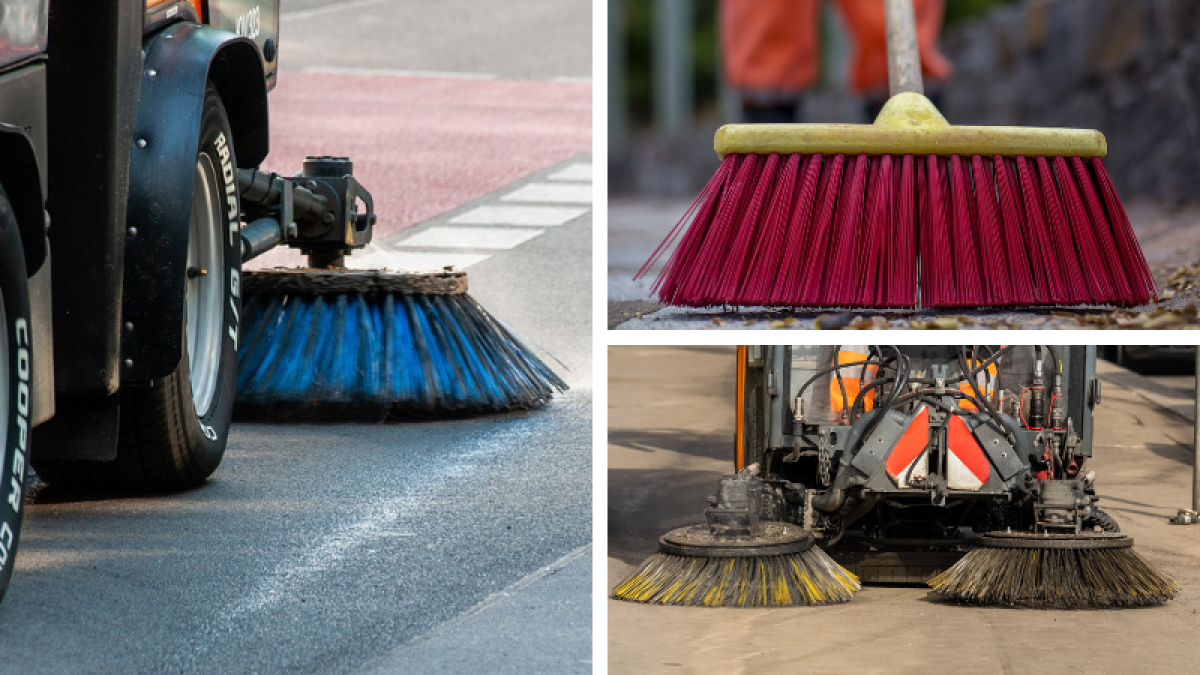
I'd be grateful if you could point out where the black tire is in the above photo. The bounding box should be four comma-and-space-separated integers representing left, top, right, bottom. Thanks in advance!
1089, 507, 1121, 533
0, 184, 33, 602
34, 87, 241, 493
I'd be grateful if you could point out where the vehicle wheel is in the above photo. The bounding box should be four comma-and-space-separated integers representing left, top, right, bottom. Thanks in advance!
35, 87, 241, 493
0, 185, 33, 601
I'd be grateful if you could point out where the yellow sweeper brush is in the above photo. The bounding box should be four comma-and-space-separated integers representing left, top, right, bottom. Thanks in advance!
613, 471, 860, 608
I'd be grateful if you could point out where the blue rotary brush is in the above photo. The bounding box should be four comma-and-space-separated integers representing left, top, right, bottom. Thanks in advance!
234, 268, 566, 417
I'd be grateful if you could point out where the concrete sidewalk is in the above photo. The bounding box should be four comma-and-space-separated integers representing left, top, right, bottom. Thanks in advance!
357, 546, 592, 674
1097, 359, 1196, 423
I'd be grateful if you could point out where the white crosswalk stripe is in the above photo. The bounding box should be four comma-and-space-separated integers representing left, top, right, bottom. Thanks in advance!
501, 183, 591, 204
547, 163, 592, 182
399, 226, 545, 250
450, 205, 588, 227
367, 160, 591, 272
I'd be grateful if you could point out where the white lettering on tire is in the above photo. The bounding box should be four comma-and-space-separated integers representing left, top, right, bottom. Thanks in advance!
215, 132, 240, 241
7, 319, 29, 515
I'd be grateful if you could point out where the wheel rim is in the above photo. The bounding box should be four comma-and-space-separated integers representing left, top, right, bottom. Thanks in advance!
186, 154, 224, 418
0, 294, 8, 455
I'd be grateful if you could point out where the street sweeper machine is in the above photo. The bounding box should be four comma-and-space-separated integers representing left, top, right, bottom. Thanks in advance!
614, 345, 1178, 609
0, 0, 566, 603
0, 0, 338, 602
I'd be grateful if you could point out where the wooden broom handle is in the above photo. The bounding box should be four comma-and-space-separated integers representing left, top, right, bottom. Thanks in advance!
884, 0, 924, 96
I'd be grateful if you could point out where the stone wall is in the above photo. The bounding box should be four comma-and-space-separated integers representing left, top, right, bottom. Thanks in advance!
941, 0, 1200, 204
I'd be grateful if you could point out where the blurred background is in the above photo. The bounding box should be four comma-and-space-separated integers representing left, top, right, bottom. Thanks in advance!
609, 0, 1200, 201
608, 0, 1200, 323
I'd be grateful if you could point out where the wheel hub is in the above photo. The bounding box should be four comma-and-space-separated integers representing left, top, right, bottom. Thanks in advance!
185, 154, 224, 418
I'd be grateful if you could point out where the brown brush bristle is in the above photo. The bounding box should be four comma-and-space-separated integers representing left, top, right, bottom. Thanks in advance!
612, 547, 861, 608
637, 152, 1158, 310
928, 546, 1180, 608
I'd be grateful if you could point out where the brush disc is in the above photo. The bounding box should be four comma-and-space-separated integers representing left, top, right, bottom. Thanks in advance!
929, 531, 1180, 608
612, 523, 861, 607
242, 268, 468, 296
659, 522, 814, 557
979, 530, 1131, 549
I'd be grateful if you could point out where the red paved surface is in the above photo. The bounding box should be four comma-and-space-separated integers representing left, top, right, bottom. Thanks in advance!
249, 71, 591, 267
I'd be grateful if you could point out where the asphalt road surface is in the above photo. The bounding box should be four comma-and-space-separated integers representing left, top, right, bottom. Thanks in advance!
609, 346, 1200, 674
0, 2, 592, 673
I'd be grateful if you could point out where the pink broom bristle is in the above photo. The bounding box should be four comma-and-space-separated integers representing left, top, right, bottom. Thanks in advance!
857, 154, 892, 307
920, 156, 953, 307
641, 153, 735, 305
716, 153, 779, 303
687, 153, 761, 304
1072, 157, 1133, 304
1014, 155, 1064, 303
890, 154, 918, 307
971, 155, 1012, 305
1092, 156, 1157, 303
1036, 155, 1090, 303
637, 148, 1158, 309
773, 153, 823, 305
1057, 155, 1115, 303
739, 153, 799, 304
826, 154, 871, 306
795, 153, 847, 306
993, 156, 1038, 305
946, 155, 985, 307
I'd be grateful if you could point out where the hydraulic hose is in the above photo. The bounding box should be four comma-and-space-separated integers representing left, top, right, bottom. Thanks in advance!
811, 472, 849, 513
849, 346, 909, 457
959, 346, 1013, 443
794, 359, 886, 406
1042, 344, 1062, 380
833, 347, 849, 420
1089, 506, 1121, 533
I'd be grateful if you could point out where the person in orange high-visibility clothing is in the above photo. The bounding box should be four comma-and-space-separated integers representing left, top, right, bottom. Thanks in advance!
830, 345, 875, 421
721, 0, 951, 124
719, 0, 822, 123
835, 0, 952, 121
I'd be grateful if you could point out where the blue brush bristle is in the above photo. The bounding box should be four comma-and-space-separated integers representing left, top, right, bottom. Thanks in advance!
235, 291, 567, 413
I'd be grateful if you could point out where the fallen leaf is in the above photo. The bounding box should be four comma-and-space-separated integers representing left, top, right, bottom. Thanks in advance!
1144, 313, 1185, 330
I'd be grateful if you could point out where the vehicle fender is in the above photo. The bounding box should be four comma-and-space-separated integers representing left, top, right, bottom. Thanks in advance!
122, 23, 267, 382
0, 123, 47, 276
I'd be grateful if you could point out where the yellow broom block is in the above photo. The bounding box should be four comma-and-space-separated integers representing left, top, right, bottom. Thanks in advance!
714, 92, 1107, 159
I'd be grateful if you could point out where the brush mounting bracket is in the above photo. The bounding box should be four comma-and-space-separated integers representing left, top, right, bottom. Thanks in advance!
236, 156, 377, 266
